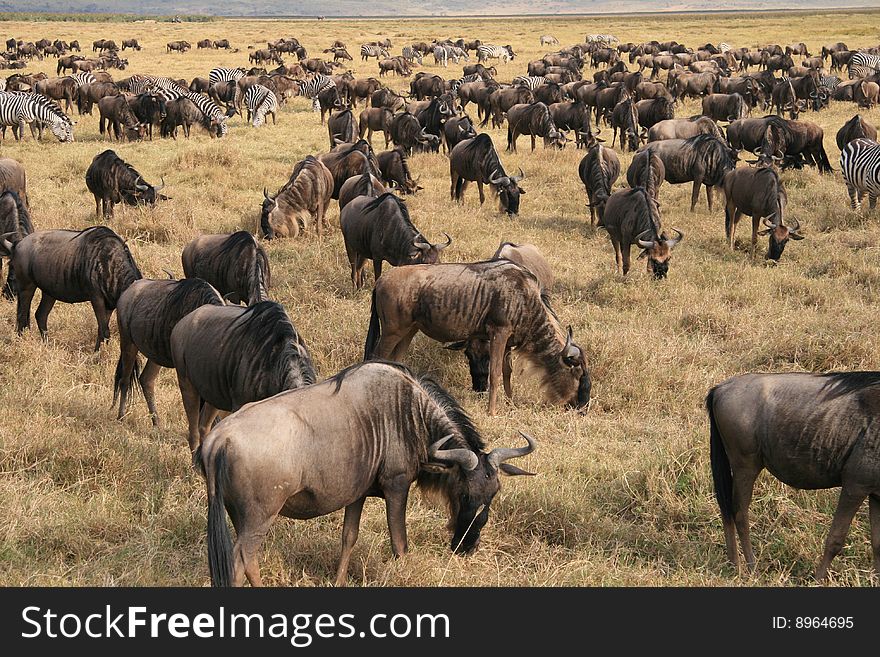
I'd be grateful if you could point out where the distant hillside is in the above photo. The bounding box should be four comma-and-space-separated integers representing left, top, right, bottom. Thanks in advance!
1, 0, 878, 17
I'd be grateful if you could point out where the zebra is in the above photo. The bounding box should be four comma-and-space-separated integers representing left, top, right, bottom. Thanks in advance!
360, 44, 388, 61
402, 45, 422, 65
819, 75, 840, 91
70, 71, 96, 87
125, 74, 186, 95
160, 85, 230, 136
433, 45, 449, 67
586, 34, 619, 48
841, 138, 880, 212
209, 67, 246, 86
477, 44, 514, 63
718, 42, 732, 53
244, 84, 278, 127
450, 46, 469, 62
0, 91, 74, 142
848, 51, 880, 80
295, 74, 335, 111
450, 73, 482, 93
512, 75, 548, 90
540, 35, 559, 46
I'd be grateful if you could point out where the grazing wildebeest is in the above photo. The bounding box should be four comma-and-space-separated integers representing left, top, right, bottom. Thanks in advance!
442, 113, 477, 153
166, 40, 191, 54
449, 134, 525, 216
377, 147, 422, 194
261, 156, 334, 238
317, 140, 381, 199
327, 108, 358, 149
128, 91, 165, 140
358, 106, 394, 148
200, 360, 536, 586
98, 95, 145, 141
214, 39, 231, 49
338, 171, 385, 210
0, 157, 28, 210
601, 156, 683, 278
85, 150, 165, 220
506, 101, 568, 152
707, 371, 880, 580
726, 116, 776, 152
182, 231, 270, 306
364, 261, 590, 416
33, 76, 78, 112
625, 148, 665, 198
389, 111, 440, 155
114, 278, 224, 426
701, 92, 748, 122
758, 116, 833, 173
721, 166, 802, 260
578, 144, 620, 228
836, 114, 878, 150
0, 226, 141, 351
77, 80, 120, 115
638, 134, 739, 211
341, 192, 451, 290
0, 190, 33, 299
197, 39, 213, 49
171, 301, 316, 452
121, 39, 141, 51
610, 94, 640, 152
160, 96, 208, 139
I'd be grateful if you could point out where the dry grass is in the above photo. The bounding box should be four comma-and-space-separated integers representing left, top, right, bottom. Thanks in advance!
2, 11, 880, 587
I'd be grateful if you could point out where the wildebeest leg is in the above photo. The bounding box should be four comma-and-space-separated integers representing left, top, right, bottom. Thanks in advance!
139, 359, 162, 427
199, 402, 221, 443
372, 258, 383, 282
732, 468, 759, 570
868, 494, 880, 578
94, 194, 102, 220
389, 327, 418, 362
487, 326, 511, 416
90, 296, 111, 351
15, 283, 36, 334
34, 293, 56, 341
384, 483, 410, 557
502, 349, 513, 398
690, 179, 701, 212
115, 335, 140, 420
706, 185, 714, 212
176, 373, 202, 451
621, 244, 632, 276
611, 239, 622, 275
477, 181, 485, 205
230, 512, 275, 587
815, 489, 866, 582
334, 495, 366, 587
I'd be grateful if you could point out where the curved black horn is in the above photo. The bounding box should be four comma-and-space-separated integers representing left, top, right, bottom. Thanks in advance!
154, 176, 166, 193
429, 435, 478, 471
437, 232, 453, 250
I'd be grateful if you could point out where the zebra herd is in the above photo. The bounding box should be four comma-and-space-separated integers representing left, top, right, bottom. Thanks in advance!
849, 51, 880, 81
433, 44, 469, 67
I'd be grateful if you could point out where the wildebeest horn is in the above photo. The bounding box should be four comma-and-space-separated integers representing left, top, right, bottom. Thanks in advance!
163, 269, 175, 280
787, 217, 801, 233
665, 228, 684, 249
637, 229, 656, 249
413, 236, 432, 251
511, 167, 525, 182
489, 169, 508, 185
487, 431, 537, 469
134, 176, 149, 192
437, 232, 452, 250
429, 435, 478, 471
562, 325, 580, 361
154, 176, 166, 193
762, 214, 778, 228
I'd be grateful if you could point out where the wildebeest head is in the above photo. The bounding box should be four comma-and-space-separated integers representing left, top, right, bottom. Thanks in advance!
129, 175, 166, 206
489, 167, 525, 215
412, 232, 452, 264
637, 228, 683, 279
758, 216, 803, 261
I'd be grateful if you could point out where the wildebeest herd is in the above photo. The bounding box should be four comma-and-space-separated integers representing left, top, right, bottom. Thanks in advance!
2, 24, 880, 587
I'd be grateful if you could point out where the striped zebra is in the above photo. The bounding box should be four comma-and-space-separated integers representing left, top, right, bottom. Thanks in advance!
819, 75, 840, 91
433, 45, 449, 67
160, 85, 230, 137
718, 42, 731, 53
512, 75, 548, 90
244, 84, 278, 127
360, 44, 388, 61
402, 45, 422, 65
848, 51, 880, 80
840, 138, 880, 212
477, 44, 514, 63
125, 74, 187, 95
450, 73, 482, 93
70, 71, 96, 87
450, 46, 469, 62
209, 67, 246, 86
0, 91, 74, 142
296, 74, 335, 111
586, 34, 619, 47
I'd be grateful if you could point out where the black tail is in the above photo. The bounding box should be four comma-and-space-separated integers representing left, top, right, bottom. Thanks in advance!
363, 287, 380, 361
817, 145, 833, 174
706, 387, 734, 522
112, 351, 141, 407
205, 444, 234, 587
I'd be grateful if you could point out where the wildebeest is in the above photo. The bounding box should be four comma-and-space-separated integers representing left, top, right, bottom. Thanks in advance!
707, 371, 880, 580
85, 150, 165, 220
442, 113, 477, 153
98, 95, 145, 141
33, 76, 78, 112
701, 92, 748, 122
625, 148, 665, 198
506, 101, 567, 151
449, 133, 525, 215
121, 39, 141, 51
197, 39, 213, 49
0, 190, 32, 299
601, 156, 683, 278
758, 116, 833, 173
364, 260, 590, 416
836, 114, 878, 150
317, 139, 381, 199
389, 111, 440, 155
610, 94, 640, 152
0, 226, 141, 350
127, 91, 165, 141
370, 87, 408, 113
579, 143, 620, 227
159, 96, 208, 139
182, 231, 270, 306
171, 301, 316, 452
0, 157, 28, 211
721, 166, 802, 260
166, 40, 191, 54
377, 147, 422, 194
261, 156, 334, 238
358, 106, 394, 148
485, 85, 534, 128
637, 134, 739, 211
200, 360, 536, 586
341, 192, 451, 289
327, 108, 358, 149
337, 171, 385, 210
114, 278, 224, 426
77, 81, 120, 115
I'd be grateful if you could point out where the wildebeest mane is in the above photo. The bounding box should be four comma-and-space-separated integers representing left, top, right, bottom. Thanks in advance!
0, 190, 33, 235
362, 192, 424, 248
820, 371, 880, 401
215, 230, 270, 304
73, 226, 143, 307
464, 133, 505, 181
686, 133, 737, 186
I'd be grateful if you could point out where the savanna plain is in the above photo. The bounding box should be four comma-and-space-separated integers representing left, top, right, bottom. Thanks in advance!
2, 11, 880, 587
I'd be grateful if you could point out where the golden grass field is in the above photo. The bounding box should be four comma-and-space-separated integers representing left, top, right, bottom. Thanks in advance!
1, 10, 880, 587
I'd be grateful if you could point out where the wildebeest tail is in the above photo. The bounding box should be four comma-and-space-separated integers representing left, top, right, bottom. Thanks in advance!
363, 287, 380, 361
112, 351, 142, 406
706, 386, 734, 522
817, 143, 833, 174
205, 443, 234, 587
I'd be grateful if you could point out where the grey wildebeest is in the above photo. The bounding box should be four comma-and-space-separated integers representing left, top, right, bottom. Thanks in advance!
647, 115, 723, 142
85, 149, 166, 220
377, 147, 422, 194
337, 171, 385, 210
114, 278, 225, 426
601, 156, 683, 278
181, 231, 270, 305
364, 260, 590, 416
721, 165, 802, 260
0, 157, 28, 210
707, 371, 880, 580
442, 114, 477, 153
98, 95, 145, 142
0, 226, 141, 350
327, 108, 358, 149
625, 148, 665, 199
261, 156, 334, 238
449, 133, 525, 216
317, 140, 382, 199
0, 190, 33, 299
200, 360, 537, 586
701, 92, 748, 123
341, 192, 451, 289
390, 111, 440, 155
506, 101, 567, 152
836, 114, 877, 150
171, 301, 316, 452
578, 143, 620, 227
638, 133, 739, 211
758, 116, 833, 173
358, 106, 394, 149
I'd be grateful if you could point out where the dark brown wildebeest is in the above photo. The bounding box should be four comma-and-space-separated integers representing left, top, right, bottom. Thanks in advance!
637, 133, 739, 211
261, 156, 334, 238
486, 85, 534, 129
829, 50, 852, 74
592, 82, 625, 126
769, 78, 809, 119
92, 39, 107, 52
721, 165, 802, 260
189, 76, 211, 93
337, 171, 385, 210
214, 39, 231, 49
549, 100, 599, 149
506, 102, 568, 152
371, 87, 408, 113
625, 148, 665, 199
200, 360, 536, 587
377, 147, 422, 194
674, 72, 718, 100
77, 80, 120, 115
449, 133, 525, 216
707, 371, 880, 581
160, 96, 212, 139
442, 113, 476, 153
171, 301, 317, 452
98, 95, 145, 141
364, 260, 590, 416
0, 226, 141, 351
726, 116, 776, 152
327, 108, 358, 149
114, 278, 224, 426
533, 81, 565, 106
182, 231, 270, 306
166, 40, 191, 53
758, 116, 833, 173
702, 92, 749, 123
341, 192, 451, 290
317, 139, 381, 199
69, 40, 80, 52
610, 93, 640, 152
389, 111, 440, 155
634, 96, 674, 132
378, 54, 411, 77
579, 143, 620, 227
0, 190, 33, 299
601, 156, 683, 278
85, 150, 165, 219
197, 39, 213, 49
836, 114, 878, 150
416, 94, 456, 153
0, 157, 29, 211
121, 39, 141, 51
57, 54, 84, 75
410, 72, 446, 100
462, 62, 496, 79
346, 77, 382, 107
33, 76, 78, 112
